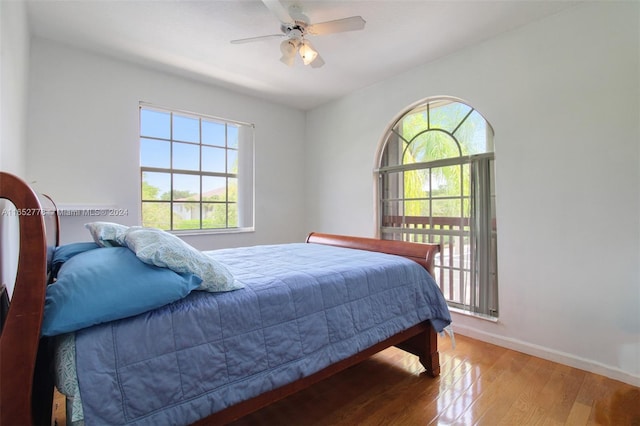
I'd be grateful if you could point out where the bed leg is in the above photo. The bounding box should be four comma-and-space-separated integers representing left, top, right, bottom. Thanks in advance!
395, 323, 440, 377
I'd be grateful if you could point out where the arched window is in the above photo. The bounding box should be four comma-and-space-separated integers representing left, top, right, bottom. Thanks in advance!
376, 96, 498, 318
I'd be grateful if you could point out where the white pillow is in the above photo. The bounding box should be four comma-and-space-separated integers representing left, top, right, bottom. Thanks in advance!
123, 227, 241, 292
85, 222, 128, 247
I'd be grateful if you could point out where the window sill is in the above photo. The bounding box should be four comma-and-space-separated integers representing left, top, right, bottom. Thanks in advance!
448, 306, 499, 323
171, 227, 255, 237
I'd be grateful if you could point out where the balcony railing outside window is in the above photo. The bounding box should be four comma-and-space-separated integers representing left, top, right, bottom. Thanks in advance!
381, 215, 498, 316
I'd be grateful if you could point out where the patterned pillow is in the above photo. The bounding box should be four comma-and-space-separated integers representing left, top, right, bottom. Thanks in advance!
123, 227, 241, 292
85, 222, 128, 247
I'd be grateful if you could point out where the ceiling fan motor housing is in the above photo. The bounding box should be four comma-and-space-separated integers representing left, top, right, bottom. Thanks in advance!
281, 23, 307, 40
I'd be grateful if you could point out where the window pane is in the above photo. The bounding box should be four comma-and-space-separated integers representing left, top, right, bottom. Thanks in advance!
227, 149, 238, 174
202, 120, 225, 146
381, 200, 403, 223
142, 172, 170, 200
404, 131, 459, 164
203, 176, 226, 202
228, 178, 237, 202
400, 111, 428, 142
404, 200, 429, 217
462, 163, 471, 196
381, 134, 404, 167
227, 125, 239, 149
429, 101, 472, 132
173, 142, 200, 171
173, 114, 199, 143
455, 110, 488, 155
380, 171, 402, 201
140, 138, 170, 168
431, 199, 462, 217
173, 174, 200, 201
173, 203, 200, 230
430, 165, 464, 197
227, 203, 238, 227
202, 203, 227, 228
140, 109, 170, 139
202, 146, 225, 173
402, 141, 419, 164
142, 202, 170, 229
403, 169, 429, 199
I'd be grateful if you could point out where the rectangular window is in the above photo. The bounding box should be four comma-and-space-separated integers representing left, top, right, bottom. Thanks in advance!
139, 104, 254, 233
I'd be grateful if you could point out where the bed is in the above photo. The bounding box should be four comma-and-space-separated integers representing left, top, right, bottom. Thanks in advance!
0, 171, 451, 425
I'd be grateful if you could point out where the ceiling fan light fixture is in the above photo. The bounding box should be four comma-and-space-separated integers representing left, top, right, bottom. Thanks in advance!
279, 39, 299, 66
299, 39, 318, 65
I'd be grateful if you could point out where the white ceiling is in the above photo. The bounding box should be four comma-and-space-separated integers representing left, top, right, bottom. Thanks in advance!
26, 0, 580, 110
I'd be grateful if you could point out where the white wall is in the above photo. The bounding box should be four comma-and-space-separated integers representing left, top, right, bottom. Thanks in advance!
0, 0, 30, 295
0, 0, 29, 176
27, 39, 307, 249
305, 2, 640, 385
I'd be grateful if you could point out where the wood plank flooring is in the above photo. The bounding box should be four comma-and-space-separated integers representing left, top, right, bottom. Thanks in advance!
53, 334, 639, 425
229, 334, 639, 425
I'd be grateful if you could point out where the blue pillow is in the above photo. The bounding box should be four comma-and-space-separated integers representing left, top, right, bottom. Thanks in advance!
42, 247, 202, 336
53, 242, 101, 263
51, 242, 101, 274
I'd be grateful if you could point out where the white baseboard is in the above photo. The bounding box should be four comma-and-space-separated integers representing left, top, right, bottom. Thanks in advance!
450, 323, 640, 387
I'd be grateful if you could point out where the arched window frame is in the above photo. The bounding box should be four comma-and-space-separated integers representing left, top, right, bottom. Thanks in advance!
374, 96, 498, 318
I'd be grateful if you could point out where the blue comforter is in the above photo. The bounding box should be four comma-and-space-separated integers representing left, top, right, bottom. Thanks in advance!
75, 243, 451, 425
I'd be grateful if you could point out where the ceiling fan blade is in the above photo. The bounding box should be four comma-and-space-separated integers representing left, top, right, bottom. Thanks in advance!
262, 0, 294, 24
230, 34, 283, 44
306, 16, 366, 36
310, 54, 325, 68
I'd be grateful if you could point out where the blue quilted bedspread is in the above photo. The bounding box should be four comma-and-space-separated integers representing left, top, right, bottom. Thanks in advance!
75, 243, 451, 425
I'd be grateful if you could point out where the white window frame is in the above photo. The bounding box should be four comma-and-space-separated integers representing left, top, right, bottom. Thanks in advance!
139, 103, 255, 234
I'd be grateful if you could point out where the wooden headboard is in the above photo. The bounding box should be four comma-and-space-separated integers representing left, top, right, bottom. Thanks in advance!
0, 172, 59, 425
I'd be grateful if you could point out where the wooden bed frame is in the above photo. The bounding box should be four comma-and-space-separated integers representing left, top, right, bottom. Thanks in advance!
0, 171, 441, 426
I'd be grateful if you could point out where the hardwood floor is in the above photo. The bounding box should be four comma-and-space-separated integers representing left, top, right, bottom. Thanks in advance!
229, 334, 639, 426
52, 334, 639, 425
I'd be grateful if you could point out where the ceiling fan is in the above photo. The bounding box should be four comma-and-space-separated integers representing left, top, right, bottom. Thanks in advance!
230, 0, 366, 68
